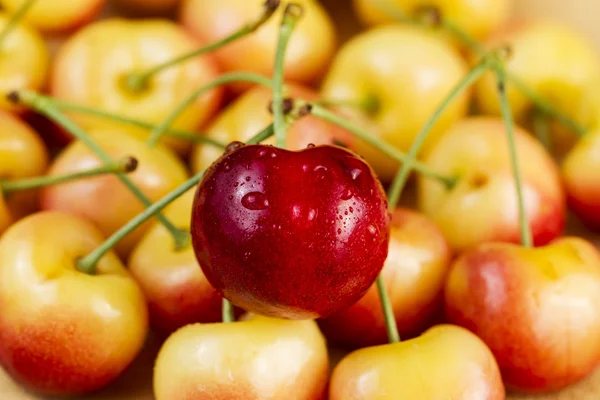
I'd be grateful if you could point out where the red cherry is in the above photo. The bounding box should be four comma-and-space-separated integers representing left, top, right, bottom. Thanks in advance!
191, 143, 391, 319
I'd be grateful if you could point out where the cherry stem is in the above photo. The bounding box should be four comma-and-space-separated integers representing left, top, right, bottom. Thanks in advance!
373, 0, 588, 138
0, 0, 37, 50
8, 89, 191, 252
124, 0, 281, 93
75, 123, 274, 276
313, 97, 378, 114
309, 104, 458, 189
496, 67, 533, 248
273, 3, 303, 148
222, 300, 235, 323
47, 98, 227, 149
1, 156, 137, 193
375, 52, 495, 345
532, 110, 553, 152
147, 72, 273, 147
386, 55, 493, 207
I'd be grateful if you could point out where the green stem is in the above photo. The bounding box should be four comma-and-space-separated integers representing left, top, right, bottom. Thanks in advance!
1, 156, 137, 193
376, 54, 494, 344
48, 98, 226, 149
0, 0, 37, 49
125, 0, 280, 93
75, 123, 274, 276
496, 67, 533, 248
373, 0, 588, 139
386, 57, 492, 208
273, 4, 303, 148
309, 104, 457, 189
9, 89, 190, 252
532, 110, 553, 152
503, 70, 587, 137
147, 72, 273, 146
222, 300, 235, 323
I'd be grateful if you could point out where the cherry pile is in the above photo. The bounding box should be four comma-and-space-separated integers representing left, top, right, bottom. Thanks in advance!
0, 0, 599, 399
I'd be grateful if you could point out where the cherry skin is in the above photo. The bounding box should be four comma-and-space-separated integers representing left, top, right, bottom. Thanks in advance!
191, 143, 390, 319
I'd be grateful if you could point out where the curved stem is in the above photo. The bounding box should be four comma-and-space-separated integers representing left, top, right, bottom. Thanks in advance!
147, 72, 273, 146
0, 0, 37, 50
496, 67, 533, 248
309, 104, 458, 189
9, 89, 190, 252
49, 98, 227, 149
1, 156, 137, 193
532, 109, 552, 152
125, 0, 280, 92
503, 70, 587, 137
386, 57, 492, 207
76, 123, 273, 276
273, 4, 303, 147
373, 0, 588, 139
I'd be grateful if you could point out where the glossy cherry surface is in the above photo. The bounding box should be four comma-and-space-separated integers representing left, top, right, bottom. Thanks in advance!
191, 143, 391, 319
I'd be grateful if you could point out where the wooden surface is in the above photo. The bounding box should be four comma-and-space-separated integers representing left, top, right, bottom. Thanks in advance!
3, 0, 600, 399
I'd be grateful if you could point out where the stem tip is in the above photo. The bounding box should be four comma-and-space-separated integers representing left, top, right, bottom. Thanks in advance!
269, 97, 294, 114
122, 156, 139, 173
6, 91, 20, 104
264, 0, 280, 11
284, 3, 304, 19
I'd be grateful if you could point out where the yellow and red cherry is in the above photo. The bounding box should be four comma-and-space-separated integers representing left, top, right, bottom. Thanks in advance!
0, 0, 105, 33
154, 314, 329, 400
562, 130, 600, 230
0, 211, 148, 396
319, 207, 451, 347
180, 0, 336, 88
320, 24, 469, 182
50, 18, 223, 154
128, 187, 223, 335
329, 324, 505, 399
418, 116, 565, 253
40, 129, 189, 258
445, 237, 600, 393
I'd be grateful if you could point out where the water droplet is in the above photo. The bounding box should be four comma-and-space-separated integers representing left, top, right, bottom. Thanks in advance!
337, 228, 342, 234
245, 176, 251, 182
344, 211, 348, 215
224, 163, 232, 172
243, 251, 251, 260
292, 205, 301, 219
228, 195, 234, 200
302, 164, 309, 172
257, 148, 268, 158
241, 192, 269, 211
338, 215, 343, 220
348, 168, 362, 180
349, 207, 354, 213
225, 141, 244, 153
367, 225, 377, 235
313, 165, 328, 172
341, 188, 353, 200
270, 150, 277, 158
234, 182, 239, 187
307, 209, 317, 221
307, 143, 315, 148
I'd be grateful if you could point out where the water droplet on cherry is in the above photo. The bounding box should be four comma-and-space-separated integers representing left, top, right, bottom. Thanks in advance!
245, 176, 251, 182
225, 141, 244, 153
224, 163, 232, 172
348, 168, 362, 180
302, 164, 309, 172
367, 225, 377, 235
228, 195, 233, 200
241, 192, 269, 211
233, 182, 239, 187
314, 165, 328, 172
349, 206, 354, 213
257, 148, 268, 158
307, 209, 317, 221
337, 228, 342, 234
341, 188, 353, 200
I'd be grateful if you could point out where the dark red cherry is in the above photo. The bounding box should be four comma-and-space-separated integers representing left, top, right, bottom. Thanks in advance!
191, 144, 391, 319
